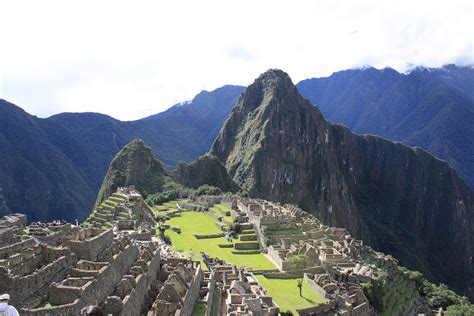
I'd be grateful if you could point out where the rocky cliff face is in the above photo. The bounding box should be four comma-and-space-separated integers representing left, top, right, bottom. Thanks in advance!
95, 139, 172, 206
211, 69, 474, 298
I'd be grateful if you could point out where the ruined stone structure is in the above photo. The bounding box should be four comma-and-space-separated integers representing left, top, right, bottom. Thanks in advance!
0, 189, 437, 315
0, 213, 27, 244
85, 186, 155, 230
200, 254, 278, 316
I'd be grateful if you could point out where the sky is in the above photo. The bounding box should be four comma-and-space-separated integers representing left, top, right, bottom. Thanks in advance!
0, 0, 473, 121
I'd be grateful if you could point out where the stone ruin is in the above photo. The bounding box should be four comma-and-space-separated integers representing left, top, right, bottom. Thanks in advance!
200, 253, 278, 316
0, 188, 202, 316
0, 213, 27, 244
0, 189, 438, 315
85, 186, 155, 231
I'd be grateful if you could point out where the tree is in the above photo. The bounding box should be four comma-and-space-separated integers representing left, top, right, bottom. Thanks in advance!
297, 279, 303, 297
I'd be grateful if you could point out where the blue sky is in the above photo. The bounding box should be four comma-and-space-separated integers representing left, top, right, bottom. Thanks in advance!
0, 0, 473, 120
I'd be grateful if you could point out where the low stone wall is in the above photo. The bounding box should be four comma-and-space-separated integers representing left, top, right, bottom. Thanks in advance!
177, 264, 204, 316
64, 228, 113, 261
205, 273, 216, 316
262, 272, 303, 279
0, 238, 35, 258
3, 253, 77, 307
234, 242, 259, 250
24, 244, 140, 315
303, 273, 328, 298
239, 234, 257, 241
194, 233, 224, 239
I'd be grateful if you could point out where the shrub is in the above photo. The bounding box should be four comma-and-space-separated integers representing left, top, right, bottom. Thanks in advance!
445, 303, 474, 315
362, 277, 384, 312
193, 184, 223, 197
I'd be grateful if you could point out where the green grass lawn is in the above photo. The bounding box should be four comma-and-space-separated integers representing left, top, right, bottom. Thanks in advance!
152, 200, 182, 216
163, 211, 276, 271
256, 276, 327, 314
210, 206, 234, 222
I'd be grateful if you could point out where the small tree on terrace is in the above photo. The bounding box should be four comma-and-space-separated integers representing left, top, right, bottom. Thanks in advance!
297, 279, 303, 296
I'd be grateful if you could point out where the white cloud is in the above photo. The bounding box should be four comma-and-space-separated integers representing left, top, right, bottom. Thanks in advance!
0, 0, 472, 120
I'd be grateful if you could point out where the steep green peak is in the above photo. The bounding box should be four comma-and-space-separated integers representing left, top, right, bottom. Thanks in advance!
94, 139, 169, 207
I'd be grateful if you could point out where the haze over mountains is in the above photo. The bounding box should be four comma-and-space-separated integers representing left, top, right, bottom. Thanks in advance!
0, 64, 472, 224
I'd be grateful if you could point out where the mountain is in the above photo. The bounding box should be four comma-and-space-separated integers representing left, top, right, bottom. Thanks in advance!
297, 65, 474, 187
0, 101, 95, 222
171, 155, 240, 192
211, 69, 474, 298
0, 85, 243, 221
94, 139, 172, 206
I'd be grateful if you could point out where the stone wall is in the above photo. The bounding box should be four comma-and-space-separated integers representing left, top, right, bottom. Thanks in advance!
234, 242, 259, 250
177, 264, 204, 316
303, 273, 328, 297
63, 228, 113, 261
121, 249, 161, 316
23, 244, 140, 315
5, 254, 77, 307
205, 273, 217, 316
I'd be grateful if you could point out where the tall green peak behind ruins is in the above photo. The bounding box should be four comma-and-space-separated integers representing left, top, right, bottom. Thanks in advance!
95, 139, 239, 210
95, 139, 173, 207
211, 69, 474, 299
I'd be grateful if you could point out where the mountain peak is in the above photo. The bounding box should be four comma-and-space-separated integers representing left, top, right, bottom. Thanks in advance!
254, 68, 295, 93
95, 139, 168, 206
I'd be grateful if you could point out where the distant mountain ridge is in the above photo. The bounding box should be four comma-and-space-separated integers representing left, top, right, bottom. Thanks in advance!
0, 85, 244, 221
1, 64, 472, 222
297, 64, 474, 187
211, 69, 474, 299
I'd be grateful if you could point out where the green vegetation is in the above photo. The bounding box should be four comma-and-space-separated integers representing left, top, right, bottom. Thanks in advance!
194, 184, 223, 196
146, 182, 185, 206
255, 275, 327, 313
210, 206, 233, 222
191, 302, 206, 316
163, 211, 275, 270
95, 139, 174, 208
172, 155, 240, 192
362, 277, 384, 312
399, 267, 474, 314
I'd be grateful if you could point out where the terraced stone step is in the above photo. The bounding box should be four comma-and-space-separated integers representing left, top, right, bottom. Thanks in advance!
103, 200, 117, 207
109, 196, 126, 203
101, 204, 115, 211
240, 229, 255, 235
239, 234, 257, 241
112, 192, 127, 198
94, 212, 112, 221
240, 223, 253, 230
234, 241, 259, 250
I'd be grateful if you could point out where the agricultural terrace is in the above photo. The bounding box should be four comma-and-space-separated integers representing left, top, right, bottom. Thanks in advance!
159, 210, 276, 271
256, 275, 327, 314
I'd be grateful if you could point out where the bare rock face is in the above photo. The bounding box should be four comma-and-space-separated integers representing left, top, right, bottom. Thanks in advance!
211, 69, 474, 298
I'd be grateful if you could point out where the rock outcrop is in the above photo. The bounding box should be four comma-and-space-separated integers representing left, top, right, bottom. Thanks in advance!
211, 69, 474, 298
